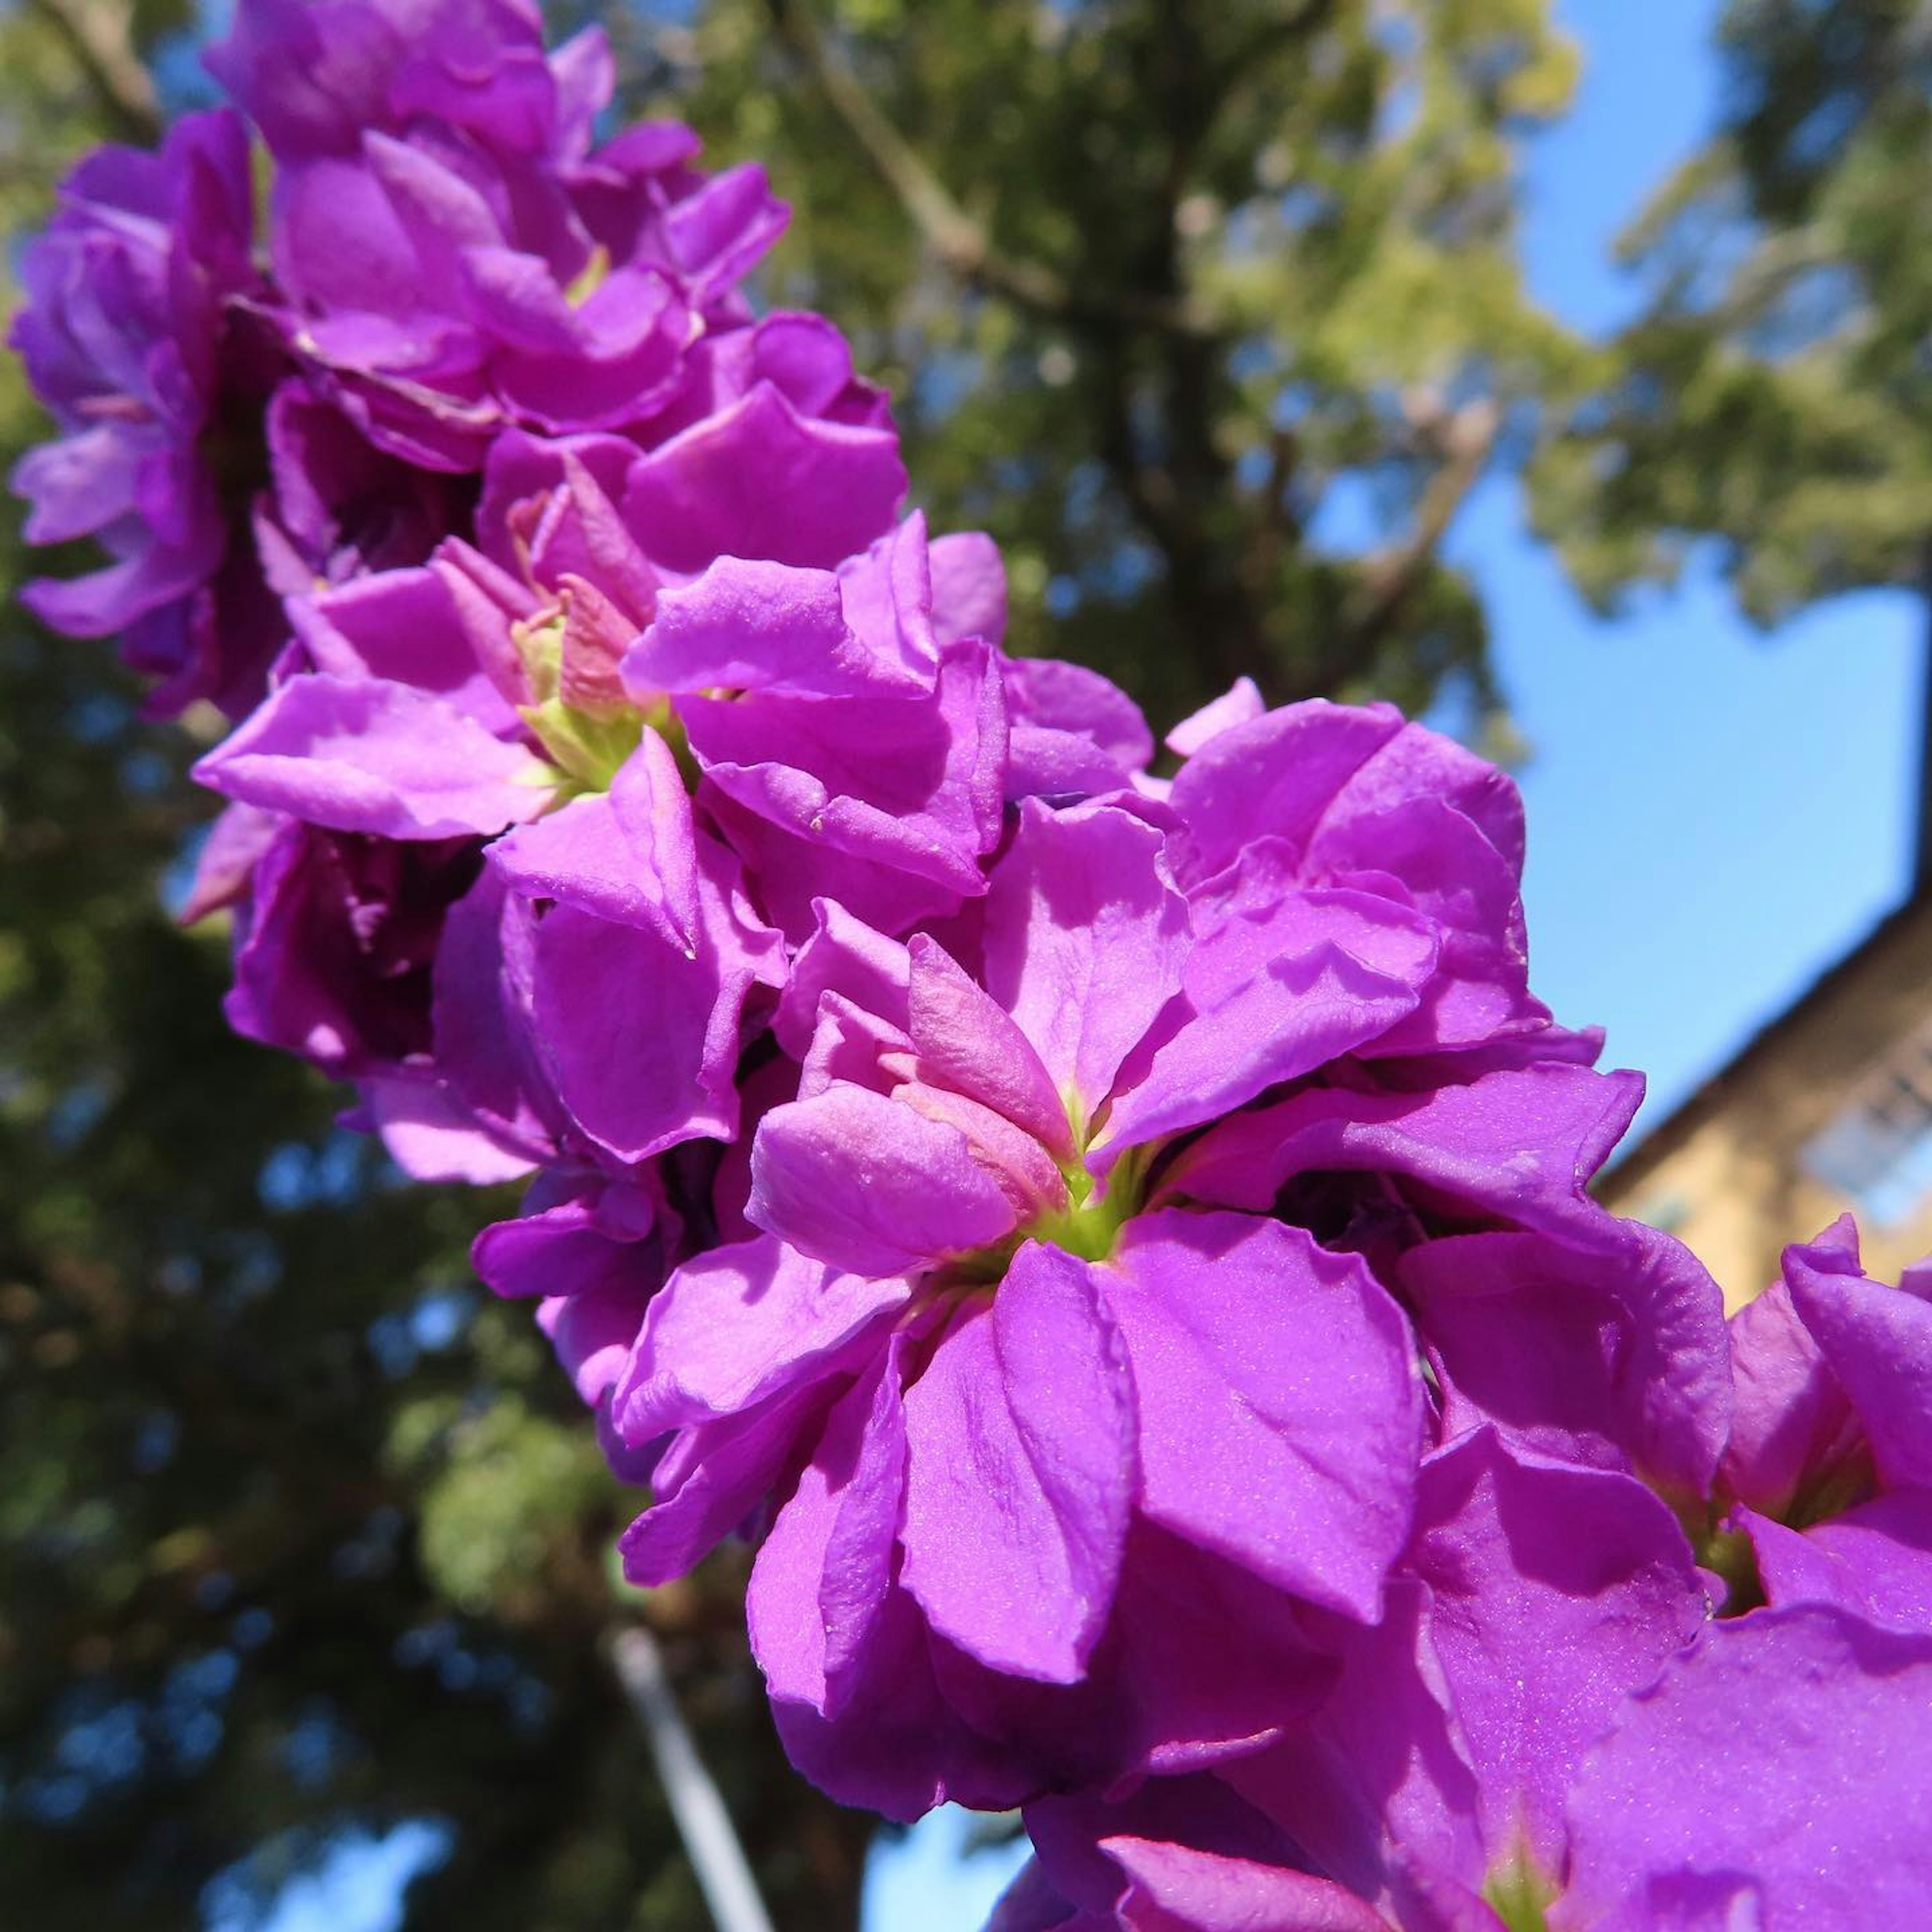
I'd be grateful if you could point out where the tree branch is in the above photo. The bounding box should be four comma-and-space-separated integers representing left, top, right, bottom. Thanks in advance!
1341, 392, 1500, 654
1094, 342, 1275, 697
1206, 0, 1340, 101
763, 0, 1219, 342
28, 0, 160, 146
611, 1624, 775, 1932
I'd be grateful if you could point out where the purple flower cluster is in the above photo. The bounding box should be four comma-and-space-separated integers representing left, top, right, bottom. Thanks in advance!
15, 2, 1931, 1923
995, 1218, 1932, 1929
12, 0, 809, 714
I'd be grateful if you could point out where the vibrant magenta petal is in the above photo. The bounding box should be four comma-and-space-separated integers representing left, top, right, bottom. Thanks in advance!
704, 786, 984, 943
621, 381, 906, 573
1107, 1211, 1420, 1619
474, 426, 636, 564
829, 511, 943, 681
528, 855, 764, 1161
630, 555, 896, 697
618, 1381, 831, 1585
907, 935, 1069, 1152
928, 528, 1006, 645
616, 1233, 909, 1437
225, 821, 476, 1079
1406, 1430, 1707, 1871
683, 635, 1005, 911
748, 1345, 901, 1716
1720, 1229, 1865, 1518
1099, 888, 1437, 1153
1105, 1840, 1395, 1932
1404, 1223, 1732, 1498
1223, 1579, 1488, 1921
1167, 1063, 1642, 1235
290, 566, 514, 727
427, 865, 563, 1162
750, 1083, 1018, 1275
472, 1188, 657, 1299
472, 1187, 670, 1406
1557, 1607, 1932, 1929
1002, 656, 1155, 798
489, 728, 699, 944
901, 1245, 1136, 1681
356, 1070, 536, 1183
1010, 1780, 1306, 1931
179, 800, 283, 924
794, 991, 914, 1103
1785, 1232, 1932, 1491
982, 800, 1190, 1124
195, 674, 551, 838
749, 1337, 1031, 1818
1165, 701, 1406, 891
1098, 1525, 1338, 1777
1740, 1490, 1932, 1635
771, 900, 910, 1061
1165, 678, 1264, 758
920, 1518, 1335, 1799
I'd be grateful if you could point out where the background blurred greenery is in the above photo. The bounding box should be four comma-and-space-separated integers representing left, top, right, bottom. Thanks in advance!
1, 1, 1912, 1925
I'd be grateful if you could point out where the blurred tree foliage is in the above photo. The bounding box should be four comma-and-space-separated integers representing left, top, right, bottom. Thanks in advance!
2, 1, 1598, 1925
1530, 2, 1932, 651
0, 6, 870, 1929
628, 0, 1592, 738
0, 429, 872, 1929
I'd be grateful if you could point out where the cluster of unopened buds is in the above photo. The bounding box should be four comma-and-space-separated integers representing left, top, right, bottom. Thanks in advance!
14, 0, 1931, 1923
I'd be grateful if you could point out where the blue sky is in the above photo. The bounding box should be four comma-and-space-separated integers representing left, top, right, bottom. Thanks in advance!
1483, 0, 1918, 1139
214, 4, 1920, 1929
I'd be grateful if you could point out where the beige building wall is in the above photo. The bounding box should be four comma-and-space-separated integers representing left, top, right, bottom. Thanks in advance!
1598, 894, 1932, 1311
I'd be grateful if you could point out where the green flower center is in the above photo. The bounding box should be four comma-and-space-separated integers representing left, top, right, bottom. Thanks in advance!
511, 603, 704, 800
1483, 1853, 1558, 1932
1026, 1144, 1146, 1263
950, 1120, 1148, 1286
1692, 1522, 1766, 1619
564, 243, 611, 307
522, 693, 647, 795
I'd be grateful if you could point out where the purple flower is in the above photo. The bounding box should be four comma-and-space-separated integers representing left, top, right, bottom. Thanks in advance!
623, 517, 1008, 937
204, 0, 568, 167
1400, 1219, 1733, 1503
471, 1164, 681, 1481
207, 0, 788, 463
10, 110, 280, 715
1220, 1427, 1710, 1923
989, 1779, 1364, 1930
252, 380, 476, 601
615, 797, 1426, 1811
187, 417, 1161, 1221
1153, 697, 1600, 1093
222, 816, 481, 1079
997, 1427, 1932, 1928
196, 671, 554, 840
1709, 1218, 1932, 1634
1000, 650, 1156, 802
1552, 1605, 1932, 1927
1083, 700, 1735, 1511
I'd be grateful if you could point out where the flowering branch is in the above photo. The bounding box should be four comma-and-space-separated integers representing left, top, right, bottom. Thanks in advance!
20, 5, 1932, 1925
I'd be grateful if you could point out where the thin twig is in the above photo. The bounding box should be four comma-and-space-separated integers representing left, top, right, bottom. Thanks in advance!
610, 1624, 776, 1932
27, 0, 160, 145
